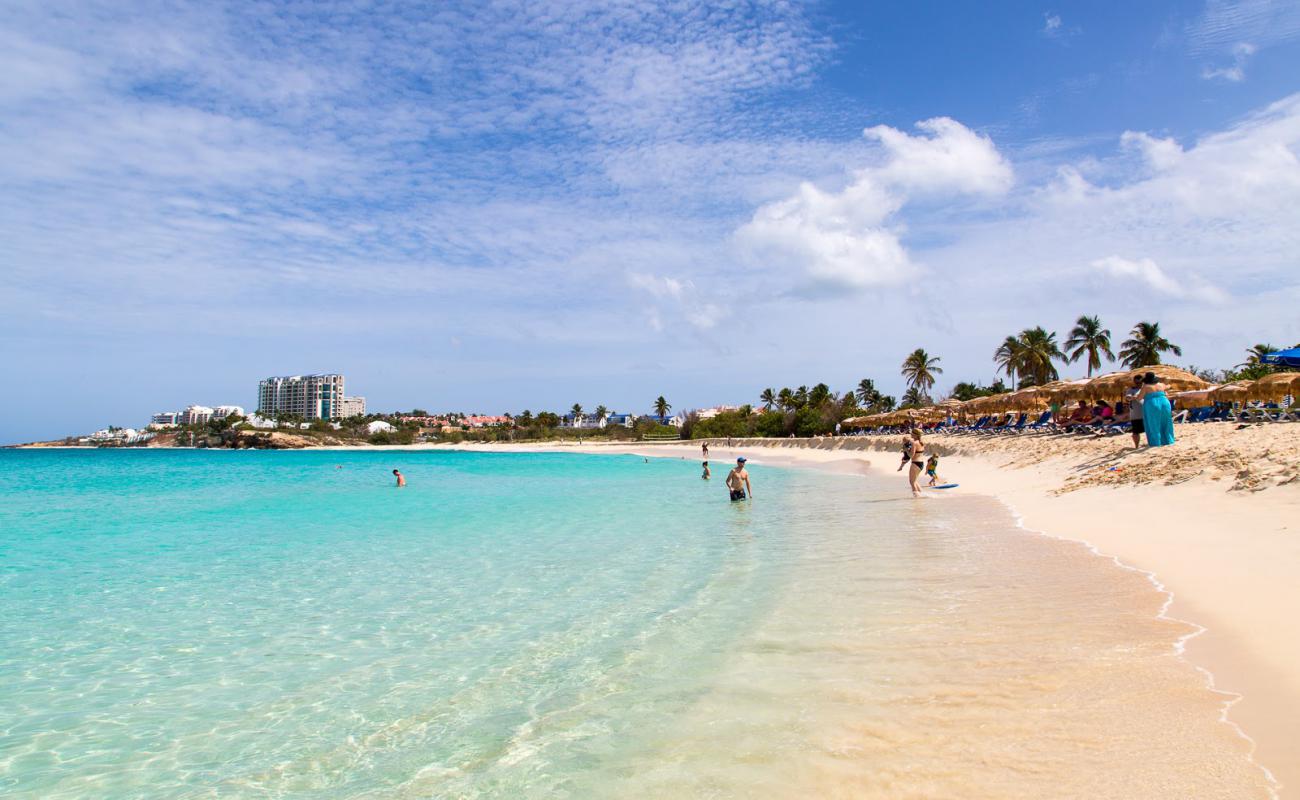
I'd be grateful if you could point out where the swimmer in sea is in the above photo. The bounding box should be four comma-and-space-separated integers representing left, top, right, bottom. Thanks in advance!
702, 461, 710, 480
393, 469, 405, 487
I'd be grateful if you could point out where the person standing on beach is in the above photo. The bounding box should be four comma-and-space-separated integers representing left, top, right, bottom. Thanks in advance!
1125, 374, 1145, 448
906, 430, 925, 497
1140, 372, 1176, 447
393, 469, 406, 487
702, 461, 711, 480
702, 442, 709, 458
726, 457, 751, 501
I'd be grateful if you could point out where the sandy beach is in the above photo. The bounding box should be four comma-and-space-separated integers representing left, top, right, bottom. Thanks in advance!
448, 423, 1300, 795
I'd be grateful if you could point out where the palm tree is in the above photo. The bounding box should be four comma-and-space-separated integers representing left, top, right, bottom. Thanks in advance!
1237, 343, 1278, 369
993, 335, 1023, 386
653, 396, 671, 421
794, 385, 809, 409
777, 387, 793, 411
1119, 321, 1182, 368
1064, 315, 1115, 377
1015, 326, 1065, 386
570, 403, 583, 422
900, 387, 930, 407
808, 383, 832, 408
855, 378, 883, 409
759, 388, 777, 410
901, 348, 942, 394
594, 404, 609, 422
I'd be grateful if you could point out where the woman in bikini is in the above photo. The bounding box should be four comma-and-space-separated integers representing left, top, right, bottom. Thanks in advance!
907, 429, 925, 497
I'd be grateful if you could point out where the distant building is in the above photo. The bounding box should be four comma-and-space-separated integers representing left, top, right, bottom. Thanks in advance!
338, 396, 366, 418
366, 420, 395, 434
212, 405, 245, 419
463, 415, 509, 428
151, 411, 181, 427
90, 428, 147, 444
257, 374, 364, 421
559, 412, 637, 429
694, 405, 741, 421
181, 405, 214, 426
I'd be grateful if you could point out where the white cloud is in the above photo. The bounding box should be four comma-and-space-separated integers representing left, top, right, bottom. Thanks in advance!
867, 117, 1013, 195
1043, 14, 1062, 34
735, 117, 1010, 291
1201, 41, 1257, 82
627, 272, 686, 299
1119, 131, 1184, 171
1188, 1, 1300, 55
1092, 256, 1227, 303
626, 273, 726, 331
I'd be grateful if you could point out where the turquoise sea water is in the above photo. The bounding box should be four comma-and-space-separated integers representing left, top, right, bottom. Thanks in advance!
0, 449, 1275, 798
0, 450, 797, 798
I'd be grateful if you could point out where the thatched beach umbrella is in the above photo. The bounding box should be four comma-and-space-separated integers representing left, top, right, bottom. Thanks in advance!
1087, 366, 1209, 402
1005, 386, 1047, 411
1144, 365, 1212, 392
1030, 380, 1070, 400
1248, 371, 1300, 401
1210, 381, 1253, 403
1055, 377, 1102, 402
1172, 388, 1218, 408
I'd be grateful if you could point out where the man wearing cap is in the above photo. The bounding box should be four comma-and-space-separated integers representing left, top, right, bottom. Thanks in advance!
725, 457, 752, 501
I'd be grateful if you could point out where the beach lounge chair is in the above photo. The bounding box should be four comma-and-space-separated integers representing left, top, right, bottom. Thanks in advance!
1203, 405, 1232, 423
1004, 412, 1029, 433
951, 416, 988, 435
1023, 410, 1055, 433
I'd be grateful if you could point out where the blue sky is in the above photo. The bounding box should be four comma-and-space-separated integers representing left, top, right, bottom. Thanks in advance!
3, 0, 1299, 442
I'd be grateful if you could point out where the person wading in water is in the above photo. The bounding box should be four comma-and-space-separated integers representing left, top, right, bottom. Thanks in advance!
726, 457, 751, 501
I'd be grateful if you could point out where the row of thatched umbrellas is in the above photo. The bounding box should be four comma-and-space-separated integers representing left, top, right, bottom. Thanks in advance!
842, 366, 1300, 429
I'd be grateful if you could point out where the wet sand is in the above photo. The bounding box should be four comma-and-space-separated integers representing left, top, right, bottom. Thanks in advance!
447, 433, 1296, 796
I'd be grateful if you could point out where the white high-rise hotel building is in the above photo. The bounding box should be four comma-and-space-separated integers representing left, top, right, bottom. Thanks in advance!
257, 374, 366, 420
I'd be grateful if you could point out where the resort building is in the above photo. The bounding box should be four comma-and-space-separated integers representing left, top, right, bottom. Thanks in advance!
338, 396, 366, 418
180, 405, 215, 426
694, 405, 742, 421
151, 411, 181, 427
257, 374, 364, 421
212, 405, 245, 419
560, 412, 637, 429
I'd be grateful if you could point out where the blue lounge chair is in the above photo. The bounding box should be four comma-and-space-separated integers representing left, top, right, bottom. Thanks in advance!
1024, 410, 1055, 433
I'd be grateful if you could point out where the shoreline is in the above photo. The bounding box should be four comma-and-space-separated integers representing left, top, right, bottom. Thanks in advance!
442, 435, 1296, 796
12, 435, 1294, 791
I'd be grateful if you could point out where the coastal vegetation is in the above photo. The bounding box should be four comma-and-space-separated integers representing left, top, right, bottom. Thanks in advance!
60, 318, 1294, 450
1064, 315, 1114, 377
1119, 321, 1182, 368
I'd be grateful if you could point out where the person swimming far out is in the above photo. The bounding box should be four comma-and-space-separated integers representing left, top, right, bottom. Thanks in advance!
393, 469, 405, 487
701, 461, 711, 480
725, 457, 751, 501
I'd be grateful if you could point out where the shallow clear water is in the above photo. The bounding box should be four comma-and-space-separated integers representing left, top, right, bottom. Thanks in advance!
0, 449, 1275, 798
